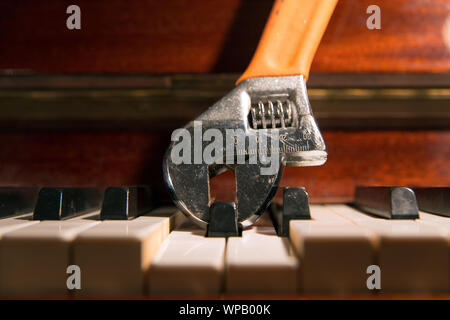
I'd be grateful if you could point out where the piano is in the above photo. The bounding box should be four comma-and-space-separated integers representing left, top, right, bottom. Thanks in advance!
0, 0, 448, 299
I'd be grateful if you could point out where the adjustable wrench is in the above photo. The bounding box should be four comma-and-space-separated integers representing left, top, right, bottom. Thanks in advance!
164, 0, 338, 228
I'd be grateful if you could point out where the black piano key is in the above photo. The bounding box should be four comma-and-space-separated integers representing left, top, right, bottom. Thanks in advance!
270, 187, 311, 237
100, 186, 156, 220
413, 187, 450, 217
0, 187, 40, 219
354, 186, 419, 219
206, 202, 241, 237
33, 187, 103, 220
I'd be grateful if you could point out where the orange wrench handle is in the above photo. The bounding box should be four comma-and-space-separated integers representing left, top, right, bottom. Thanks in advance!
238, 0, 338, 84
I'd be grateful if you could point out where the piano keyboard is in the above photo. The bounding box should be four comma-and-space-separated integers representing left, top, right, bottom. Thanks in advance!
0, 196, 448, 297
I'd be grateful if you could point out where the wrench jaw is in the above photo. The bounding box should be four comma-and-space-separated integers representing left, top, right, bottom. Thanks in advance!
163, 145, 283, 229
163, 160, 211, 228
279, 114, 327, 167
234, 163, 283, 228
163, 75, 326, 229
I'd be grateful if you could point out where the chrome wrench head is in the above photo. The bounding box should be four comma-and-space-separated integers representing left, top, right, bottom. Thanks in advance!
163, 75, 327, 228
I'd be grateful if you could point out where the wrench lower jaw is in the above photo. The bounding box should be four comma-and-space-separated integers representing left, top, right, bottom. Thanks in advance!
283, 150, 328, 167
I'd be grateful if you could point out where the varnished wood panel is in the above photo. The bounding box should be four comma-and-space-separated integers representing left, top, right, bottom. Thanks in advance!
2, 74, 450, 131
0, 0, 449, 73
0, 130, 447, 203
280, 130, 450, 203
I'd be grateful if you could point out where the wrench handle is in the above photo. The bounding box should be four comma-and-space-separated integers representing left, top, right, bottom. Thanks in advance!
237, 0, 338, 84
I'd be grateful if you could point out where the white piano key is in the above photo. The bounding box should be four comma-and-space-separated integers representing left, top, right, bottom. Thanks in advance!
309, 204, 351, 223
0, 214, 39, 238
418, 211, 450, 227
0, 212, 100, 296
225, 223, 298, 294
73, 207, 183, 296
290, 205, 376, 294
328, 204, 449, 293
147, 221, 226, 296
417, 211, 450, 291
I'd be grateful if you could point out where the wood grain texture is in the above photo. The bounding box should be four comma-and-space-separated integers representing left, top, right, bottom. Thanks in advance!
0, 0, 449, 73
0, 130, 447, 203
